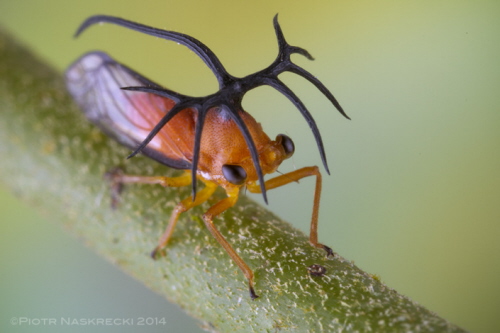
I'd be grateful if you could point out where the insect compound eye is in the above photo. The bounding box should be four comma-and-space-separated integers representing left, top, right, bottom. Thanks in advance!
222, 164, 247, 185
277, 134, 295, 158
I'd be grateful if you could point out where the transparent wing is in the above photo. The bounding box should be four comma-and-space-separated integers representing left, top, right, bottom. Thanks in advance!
65, 51, 193, 169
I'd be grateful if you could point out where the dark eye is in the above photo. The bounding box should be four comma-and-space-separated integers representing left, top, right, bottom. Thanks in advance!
277, 134, 295, 158
222, 164, 247, 185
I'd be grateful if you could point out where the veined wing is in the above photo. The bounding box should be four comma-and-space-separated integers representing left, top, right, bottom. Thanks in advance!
65, 51, 194, 169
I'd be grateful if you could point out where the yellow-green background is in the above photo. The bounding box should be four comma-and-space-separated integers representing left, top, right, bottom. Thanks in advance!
1, 1, 499, 332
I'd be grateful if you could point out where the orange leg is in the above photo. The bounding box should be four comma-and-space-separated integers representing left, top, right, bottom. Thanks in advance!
202, 188, 259, 299
105, 169, 218, 257
107, 168, 192, 187
105, 168, 192, 208
247, 166, 333, 257
151, 181, 217, 258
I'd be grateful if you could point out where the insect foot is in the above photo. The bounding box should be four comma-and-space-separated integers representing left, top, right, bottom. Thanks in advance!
150, 246, 167, 260
103, 167, 125, 209
323, 245, 335, 257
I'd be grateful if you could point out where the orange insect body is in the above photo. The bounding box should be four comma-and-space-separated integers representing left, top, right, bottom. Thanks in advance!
126, 91, 286, 190
66, 15, 349, 299
198, 110, 286, 188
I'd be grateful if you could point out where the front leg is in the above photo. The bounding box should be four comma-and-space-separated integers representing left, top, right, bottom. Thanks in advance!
247, 166, 333, 257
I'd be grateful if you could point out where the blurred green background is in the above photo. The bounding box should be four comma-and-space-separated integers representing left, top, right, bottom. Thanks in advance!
1, 1, 499, 332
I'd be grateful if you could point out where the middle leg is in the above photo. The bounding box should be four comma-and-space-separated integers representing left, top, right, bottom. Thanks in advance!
152, 180, 218, 258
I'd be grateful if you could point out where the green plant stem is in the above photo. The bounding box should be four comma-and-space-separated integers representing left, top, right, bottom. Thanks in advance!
0, 28, 465, 332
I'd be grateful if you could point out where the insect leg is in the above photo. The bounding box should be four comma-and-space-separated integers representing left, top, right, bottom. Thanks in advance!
202, 188, 259, 299
247, 166, 334, 257
105, 169, 192, 208
107, 169, 192, 187
152, 180, 218, 258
